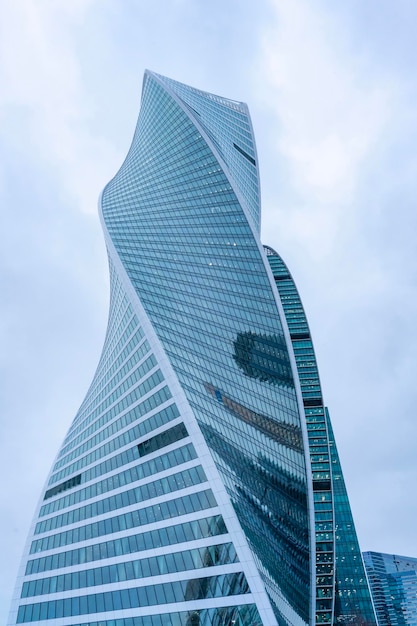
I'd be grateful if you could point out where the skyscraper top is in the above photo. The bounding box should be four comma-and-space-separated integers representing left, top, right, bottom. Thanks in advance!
140, 71, 262, 233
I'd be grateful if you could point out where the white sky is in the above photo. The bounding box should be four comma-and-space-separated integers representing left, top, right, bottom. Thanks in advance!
2, 0, 417, 621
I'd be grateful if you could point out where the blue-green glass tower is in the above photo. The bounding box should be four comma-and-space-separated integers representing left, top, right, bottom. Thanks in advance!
265, 247, 377, 625
8, 71, 375, 626
364, 551, 417, 625
8, 72, 315, 626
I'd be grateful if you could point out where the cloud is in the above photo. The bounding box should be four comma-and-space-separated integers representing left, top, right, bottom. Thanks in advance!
261, 0, 393, 197
256, 0, 396, 256
0, 5, 113, 616
0, 0, 118, 215
254, 0, 417, 560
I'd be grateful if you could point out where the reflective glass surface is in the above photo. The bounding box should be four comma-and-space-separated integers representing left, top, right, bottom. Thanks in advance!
364, 551, 417, 625
9, 73, 317, 626
101, 72, 312, 624
327, 413, 378, 625
63, 604, 263, 626
266, 245, 377, 626
30, 489, 217, 553
17, 573, 250, 622
26, 515, 228, 575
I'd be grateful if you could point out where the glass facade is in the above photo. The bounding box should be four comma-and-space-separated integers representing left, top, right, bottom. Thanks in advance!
364, 551, 417, 625
99, 72, 313, 626
265, 246, 377, 625
8, 71, 372, 626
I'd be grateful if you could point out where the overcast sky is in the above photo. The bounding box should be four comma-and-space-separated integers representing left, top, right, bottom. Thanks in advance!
2, 0, 417, 621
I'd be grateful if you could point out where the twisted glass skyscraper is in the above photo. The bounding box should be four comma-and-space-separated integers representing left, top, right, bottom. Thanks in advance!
8, 72, 376, 626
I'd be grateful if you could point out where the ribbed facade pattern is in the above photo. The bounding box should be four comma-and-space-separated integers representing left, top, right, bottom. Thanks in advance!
265, 246, 377, 626
325, 414, 377, 624
8, 72, 316, 626
9, 71, 376, 626
364, 551, 417, 625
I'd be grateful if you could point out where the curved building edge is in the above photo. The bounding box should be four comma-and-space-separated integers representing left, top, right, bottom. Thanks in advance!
8, 72, 316, 626
264, 245, 378, 626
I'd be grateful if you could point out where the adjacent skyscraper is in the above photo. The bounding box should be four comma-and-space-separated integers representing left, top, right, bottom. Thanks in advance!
364, 551, 417, 625
8, 72, 376, 626
266, 248, 377, 625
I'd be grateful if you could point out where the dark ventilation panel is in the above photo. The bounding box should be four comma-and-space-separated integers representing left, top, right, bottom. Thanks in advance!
274, 274, 291, 282
44, 474, 82, 500
138, 423, 188, 458
313, 480, 332, 492
303, 398, 323, 408
233, 143, 256, 166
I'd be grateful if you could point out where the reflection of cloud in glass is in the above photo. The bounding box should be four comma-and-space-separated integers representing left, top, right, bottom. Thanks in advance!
204, 382, 303, 452
233, 331, 294, 387
198, 413, 310, 616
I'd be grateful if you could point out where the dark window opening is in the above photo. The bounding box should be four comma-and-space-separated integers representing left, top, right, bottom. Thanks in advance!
233, 143, 256, 166
138, 423, 188, 458
44, 474, 82, 500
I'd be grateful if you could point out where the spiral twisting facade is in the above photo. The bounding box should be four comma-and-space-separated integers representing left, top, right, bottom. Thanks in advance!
8, 72, 376, 626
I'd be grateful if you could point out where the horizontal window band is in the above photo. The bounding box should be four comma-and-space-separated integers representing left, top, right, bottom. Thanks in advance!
30, 489, 218, 554
25, 514, 227, 575
17, 572, 250, 622
44, 475, 82, 501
